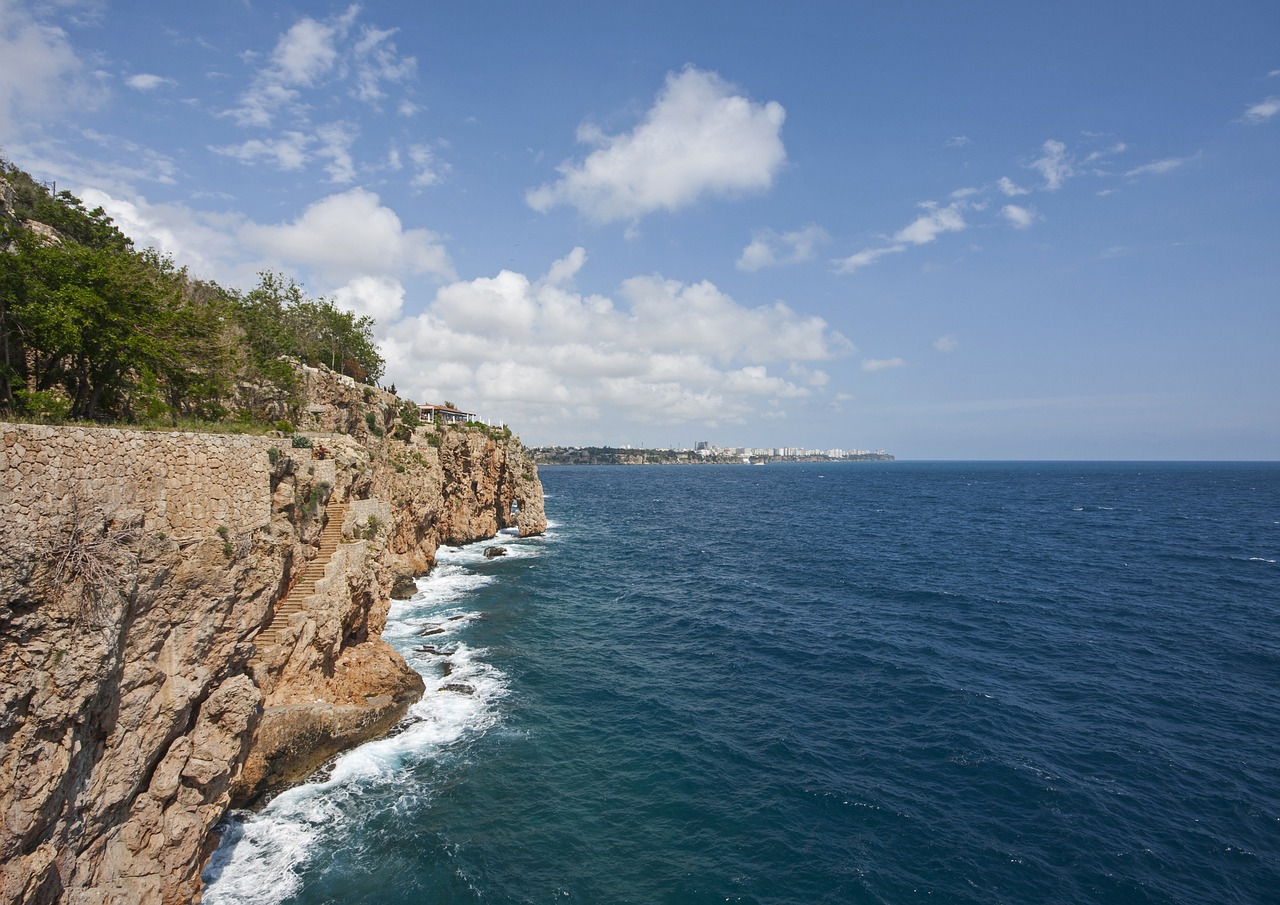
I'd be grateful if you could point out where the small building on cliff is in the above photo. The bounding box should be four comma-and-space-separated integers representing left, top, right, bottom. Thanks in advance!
419, 403, 474, 425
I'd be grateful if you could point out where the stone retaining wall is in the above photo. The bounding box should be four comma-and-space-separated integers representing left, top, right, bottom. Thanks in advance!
0, 423, 277, 543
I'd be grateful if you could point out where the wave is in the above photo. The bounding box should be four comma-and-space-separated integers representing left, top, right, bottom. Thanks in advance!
202, 532, 542, 904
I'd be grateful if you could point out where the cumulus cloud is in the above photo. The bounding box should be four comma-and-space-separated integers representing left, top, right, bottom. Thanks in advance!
332, 275, 405, 329
0, 0, 103, 138
239, 188, 455, 282
861, 357, 906, 372
526, 66, 787, 222
736, 224, 828, 271
1242, 96, 1279, 123
1001, 203, 1037, 229
388, 248, 853, 430
933, 335, 958, 352
77, 187, 250, 284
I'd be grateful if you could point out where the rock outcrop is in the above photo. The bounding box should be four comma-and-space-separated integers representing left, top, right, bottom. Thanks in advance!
0, 366, 545, 904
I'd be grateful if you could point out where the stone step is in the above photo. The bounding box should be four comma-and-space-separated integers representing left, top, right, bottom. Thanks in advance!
251, 501, 349, 666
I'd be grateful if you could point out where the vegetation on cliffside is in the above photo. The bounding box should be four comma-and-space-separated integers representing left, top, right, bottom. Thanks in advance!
0, 158, 383, 425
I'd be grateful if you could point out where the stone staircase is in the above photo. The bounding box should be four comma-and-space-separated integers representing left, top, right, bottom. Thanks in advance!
251, 499, 347, 662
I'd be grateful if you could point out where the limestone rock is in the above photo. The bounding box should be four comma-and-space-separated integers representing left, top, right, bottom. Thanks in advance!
390, 573, 418, 599
0, 363, 546, 902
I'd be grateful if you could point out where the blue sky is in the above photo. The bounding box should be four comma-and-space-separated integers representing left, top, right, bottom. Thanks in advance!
2, 0, 1277, 458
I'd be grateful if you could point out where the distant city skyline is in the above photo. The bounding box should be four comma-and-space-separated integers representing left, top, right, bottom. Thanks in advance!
2, 1, 1277, 458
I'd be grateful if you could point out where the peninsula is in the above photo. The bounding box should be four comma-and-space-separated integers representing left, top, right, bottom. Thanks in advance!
531, 444, 894, 466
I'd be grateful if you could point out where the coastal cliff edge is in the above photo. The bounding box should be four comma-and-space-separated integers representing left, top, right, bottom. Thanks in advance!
0, 366, 545, 904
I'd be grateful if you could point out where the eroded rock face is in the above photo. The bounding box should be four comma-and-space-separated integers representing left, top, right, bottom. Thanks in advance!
0, 366, 546, 903
0, 527, 277, 905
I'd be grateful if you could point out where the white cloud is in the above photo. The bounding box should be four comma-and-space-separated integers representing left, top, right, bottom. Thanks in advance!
832, 244, 906, 274
350, 25, 416, 103
0, 0, 103, 139
1124, 156, 1191, 178
387, 253, 853, 430
210, 132, 311, 170
332, 275, 405, 329
541, 245, 587, 287
240, 188, 455, 283
933, 335, 958, 352
408, 143, 448, 187
894, 201, 968, 245
526, 66, 787, 222
77, 187, 250, 283
736, 224, 828, 271
223, 5, 413, 129
125, 73, 175, 91
833, 198, 969, 273
316, 121, 358, 183
272, 13, 348, 85
1001, 203, 1037, 229
1030, 139, 1073, 190
1243, 96, 1280, 123
998, 176, 1030, 196
944, 135, 971, 148
861, 357, 906, 372
621, 275, 851, 362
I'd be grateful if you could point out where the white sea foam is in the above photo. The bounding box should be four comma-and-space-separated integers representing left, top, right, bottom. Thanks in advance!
203, 531, 541, 904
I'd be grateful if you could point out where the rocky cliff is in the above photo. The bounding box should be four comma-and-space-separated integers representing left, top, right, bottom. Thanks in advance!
0, 366, 545, 904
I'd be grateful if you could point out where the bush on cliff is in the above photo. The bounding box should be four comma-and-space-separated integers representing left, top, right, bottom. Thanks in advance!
0, 157, 384, 426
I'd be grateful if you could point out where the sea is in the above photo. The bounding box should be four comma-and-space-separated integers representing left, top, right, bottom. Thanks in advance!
202, 461, 1280, 904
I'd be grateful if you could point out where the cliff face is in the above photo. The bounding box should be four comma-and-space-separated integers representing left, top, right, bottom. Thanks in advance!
0, 368, 545, 904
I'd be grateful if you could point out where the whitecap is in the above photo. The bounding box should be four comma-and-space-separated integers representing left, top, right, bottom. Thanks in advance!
204, 529, 544, 903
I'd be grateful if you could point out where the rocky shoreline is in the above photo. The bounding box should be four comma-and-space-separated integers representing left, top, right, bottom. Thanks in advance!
0, 366, 545, 904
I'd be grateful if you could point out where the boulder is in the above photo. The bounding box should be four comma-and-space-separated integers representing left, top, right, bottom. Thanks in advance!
390, 574, 418, 599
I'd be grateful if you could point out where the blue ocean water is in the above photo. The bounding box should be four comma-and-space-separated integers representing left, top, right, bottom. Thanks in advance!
204, 462, 1280, 904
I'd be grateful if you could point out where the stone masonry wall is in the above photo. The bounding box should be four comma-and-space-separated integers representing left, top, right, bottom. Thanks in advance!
0, 424, 275, 542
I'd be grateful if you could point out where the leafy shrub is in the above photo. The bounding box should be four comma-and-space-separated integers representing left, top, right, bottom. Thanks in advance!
267, 446, 281, 465
14, 388, 71, 422
398, 400, 422, 429
274, 420, 294, 434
